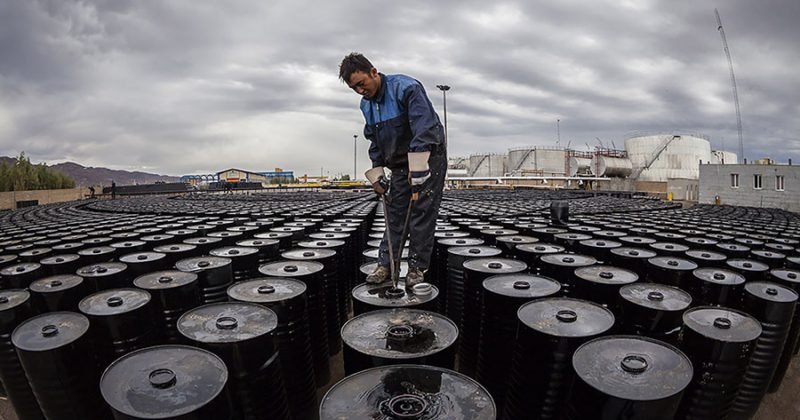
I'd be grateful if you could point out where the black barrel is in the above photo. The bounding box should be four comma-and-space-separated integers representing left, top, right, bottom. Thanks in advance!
554, 233, 592, 250
152, 243, 197, 269
210, 246, 260, 282
79, 288, 159, 370
319, 364, 496, 420
341, 308, 458, 375
539, 253, 597, 297
0, 263, 42, 290
577, 239, 622, 262
119, 252, 168, 279
351, 277, 439, 315
684, 249, 728, 269
133, 270, 201, 344
77, 262, 131, 291
298, 239, 349, 326
28, 275, 88, 313
255, 232, 294, 251
175, 256, 234, 304
618, 283, 691, 345
676, 306, 762, 419
649, 241, 690, 257
77, 245, 117, 265
12, 312, 109, 419
750, 250, 787, 269
717, 243, 752, 258
434, 237, 483, 313
100, 345, 232, 420
609, 247, 657, 278
227, 278, 318, 420
282, 248, 342, 355
726, 258, 770, 282
39, 254, 81, 277
18, 248, 52, 264
513, 243, 565, 273
566, 335, 693, 420
688, 267, 746, 307
495, 235, 538, 257
645, 256, 698, 289
445, 246, 501, 326
182, 236, 223, 255
730, 282, 797, 418
572, 265, 638, 312
477, 274, 561, 412
236, 238, 281, 265
178, 302, 291, 420
502, 298, 615, 420
258, 260, 330, 387
460, 258, 527, 377
0, 290, 44, 420
766, 268, 800, 389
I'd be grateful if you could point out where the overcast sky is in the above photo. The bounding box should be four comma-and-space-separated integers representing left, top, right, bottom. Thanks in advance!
1, 0, 798, 178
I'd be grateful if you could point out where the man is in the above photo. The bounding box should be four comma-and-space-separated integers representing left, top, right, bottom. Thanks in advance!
339, 52, 447, 286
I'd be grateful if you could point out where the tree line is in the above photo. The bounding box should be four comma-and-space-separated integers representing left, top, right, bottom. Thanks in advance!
0, 152, 76, 192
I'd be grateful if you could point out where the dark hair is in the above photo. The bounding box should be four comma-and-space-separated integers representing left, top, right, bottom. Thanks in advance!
338, 52, 374, 83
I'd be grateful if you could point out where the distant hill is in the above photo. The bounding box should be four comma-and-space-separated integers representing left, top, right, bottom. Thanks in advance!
0, 156, 180, 187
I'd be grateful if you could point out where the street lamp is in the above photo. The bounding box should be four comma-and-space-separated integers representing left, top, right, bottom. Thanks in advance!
353, 134, 358, 181
436, 85, 450, 143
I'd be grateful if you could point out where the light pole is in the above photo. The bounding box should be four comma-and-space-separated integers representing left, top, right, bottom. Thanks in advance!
353, 134, 358, 181
436, 85, 450, 143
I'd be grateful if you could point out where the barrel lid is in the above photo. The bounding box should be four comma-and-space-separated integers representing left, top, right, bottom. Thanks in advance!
716, 243, 751, 252
610, 247, 657, 259
495, 235, 538, 245
258, 260, 324, 277
619, 283, 692, 311
320, 364, 494, 419
178, 302, 277, 344
435, 231, 471, 239
182, 236, 223, 246
685, 237, 718, 246
579, 239, 622, 249
39, 253, 80, 265
692, 268, 745, 285
80, 288, 151, 316
575, 266, 638, 285
341, 309, 458, 359
110, 240, 147, 250
447, 246, 502, 258
619, 236, 657, 245
540, 253, 597, 268
515, 243, 567, 255
52, 242, 81, 251
165, 229, 198, 236
555, 233, 593, 242
0, 254, 18, 265
175, 256, 232, 272
683, 307, 762, 342
77, 262, 127, 277
483, 274, 561, 299
308, 232, 348, 240
463, 258, 527, 274
726, 258, 770, 272
120, 252, 166, 264
297, 239, 345, 248
134, 270, 198, 290
153, 244, 195, 254
18, 247, 52, 258
593, 230, 627, 238
647, 257, 697, 271
572, 335, 693, 401
0, 289, 31, 312
77, 246, 115, 257
764, 243, 794, 252
206, 231, 243, 239
437, 237, 484, 247
751, 249, 786, 259
745, 281, 798, 303
352, 280, 438, 308
770, 269, 800, 284
30, 275, 84, 293
650, 242, 690, 252
0, 262, 41, 276
281, 248, 336, 260
12, 311, 90, 351
100, 345, 228, 419
685, 249, 727, 261
227, 278, 306, 303
654, 232, 687, 240
517, 298, 614, 337
209, 246, 259, 258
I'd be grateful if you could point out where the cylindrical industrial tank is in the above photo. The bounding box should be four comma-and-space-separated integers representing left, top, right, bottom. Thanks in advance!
508, 147, 567, 176
568, 157, 592, 177
468, 153, 507, 177
624, 134, 712, 181
591, 155, 633, 177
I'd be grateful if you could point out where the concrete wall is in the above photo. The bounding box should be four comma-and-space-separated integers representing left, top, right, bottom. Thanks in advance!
699, 164, 800, 212
0, 188, 86, 210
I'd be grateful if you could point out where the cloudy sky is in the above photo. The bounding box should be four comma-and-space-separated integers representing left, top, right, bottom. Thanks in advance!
1, 0, 798, 178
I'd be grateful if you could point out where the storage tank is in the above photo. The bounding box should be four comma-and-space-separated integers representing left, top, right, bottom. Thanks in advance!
625, 134, 712, 181
590, 155, 633, 177
468, 154, 507, 177
507, 147, 566, 176
711, 150, 738, 165
568, 157, 592, 177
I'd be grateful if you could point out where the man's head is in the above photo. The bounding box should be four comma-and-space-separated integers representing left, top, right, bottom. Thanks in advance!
339, 52, 381, 99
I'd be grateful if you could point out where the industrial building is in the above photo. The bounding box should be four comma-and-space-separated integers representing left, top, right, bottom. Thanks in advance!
213, 168, 295, 186
699, 161, 800, 212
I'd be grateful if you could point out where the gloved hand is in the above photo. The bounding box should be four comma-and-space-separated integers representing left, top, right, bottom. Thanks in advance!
408, 151, 431, 193
365, 167, 389, 195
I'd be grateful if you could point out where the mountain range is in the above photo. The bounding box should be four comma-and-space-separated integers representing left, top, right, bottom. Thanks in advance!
0, 156, 181, 187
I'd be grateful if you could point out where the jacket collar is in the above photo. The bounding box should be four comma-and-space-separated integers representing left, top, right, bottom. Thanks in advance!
372, 73, 387, 103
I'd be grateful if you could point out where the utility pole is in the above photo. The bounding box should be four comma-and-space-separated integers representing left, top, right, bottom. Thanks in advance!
436, 85, 450, 143
353, 134, 358, 181
557, 119, 561, 146
715, 8, 745, 161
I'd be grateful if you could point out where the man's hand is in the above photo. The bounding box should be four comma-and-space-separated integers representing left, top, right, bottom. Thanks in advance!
365, 166, 389, 196
408, 151, 431, 195
409, 170, 430, 192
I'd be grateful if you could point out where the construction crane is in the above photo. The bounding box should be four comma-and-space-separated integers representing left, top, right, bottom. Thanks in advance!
715, 8, 744, 161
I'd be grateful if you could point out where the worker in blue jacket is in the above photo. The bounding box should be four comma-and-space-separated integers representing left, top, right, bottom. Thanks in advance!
339, 52, 447, 286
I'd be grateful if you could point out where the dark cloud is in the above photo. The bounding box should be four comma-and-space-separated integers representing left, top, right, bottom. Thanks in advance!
0, 0, 797, 178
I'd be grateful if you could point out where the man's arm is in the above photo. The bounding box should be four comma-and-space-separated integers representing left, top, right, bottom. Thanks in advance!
404, 83, 443, 152
364, 123, 384, 167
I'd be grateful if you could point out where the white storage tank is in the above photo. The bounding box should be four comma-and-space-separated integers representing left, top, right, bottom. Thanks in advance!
590, 155, 633, 177
507, 147, 566, 176
711, 150, 738, 164
625, 134, 712, 181
568, 157, 592, 177
468, 154, 507, 177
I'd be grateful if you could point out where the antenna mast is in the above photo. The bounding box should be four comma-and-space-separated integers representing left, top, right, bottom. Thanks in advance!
715, 8, 744, 161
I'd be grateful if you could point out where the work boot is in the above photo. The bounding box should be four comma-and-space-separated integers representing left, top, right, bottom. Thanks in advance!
366, 265, 390, 284
406, 268, 425, 287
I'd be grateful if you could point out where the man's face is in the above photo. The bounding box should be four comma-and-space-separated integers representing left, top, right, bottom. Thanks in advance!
347, 68, 380, 100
